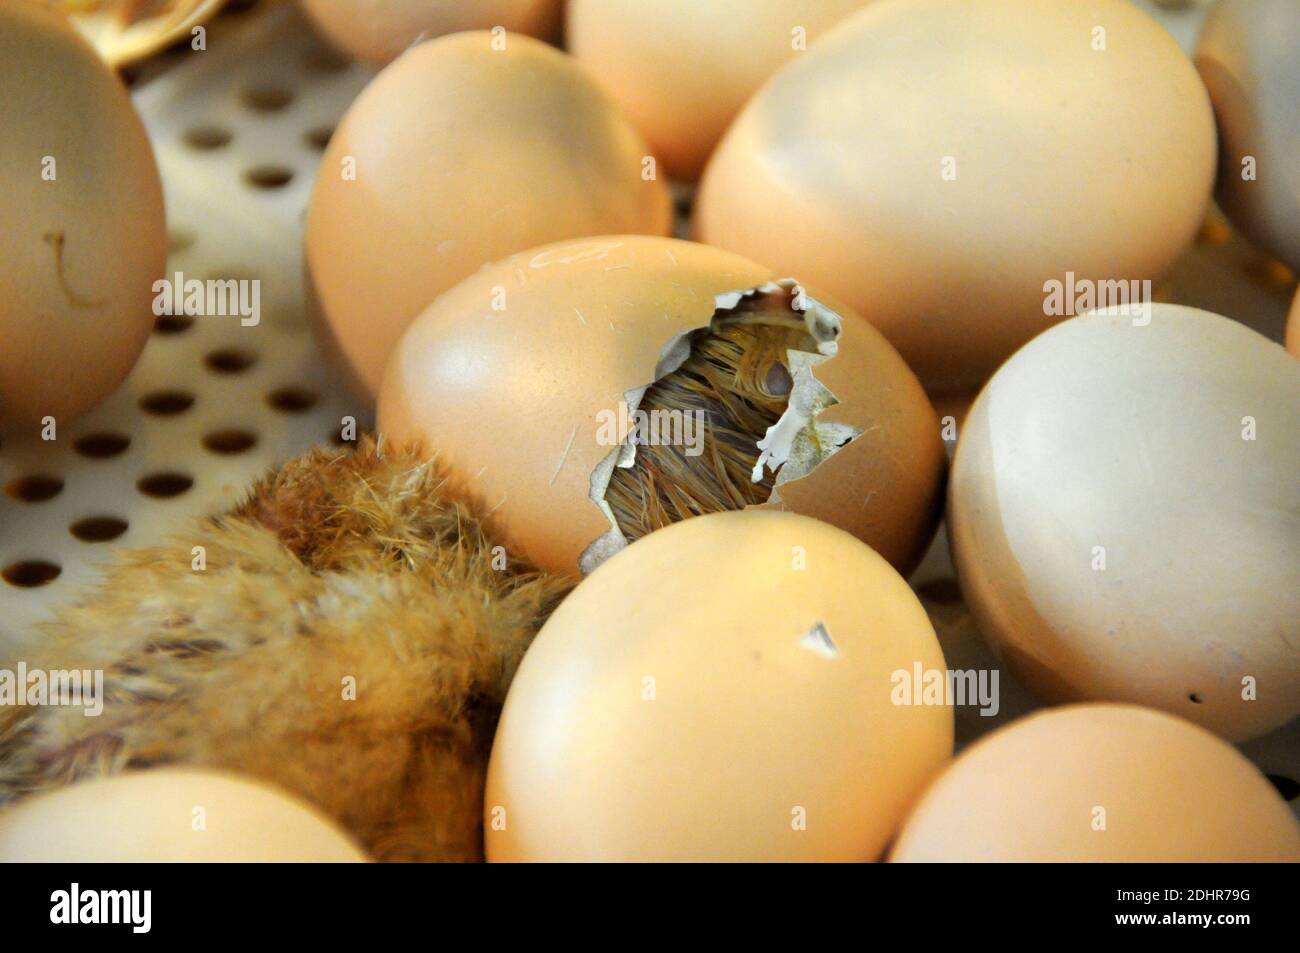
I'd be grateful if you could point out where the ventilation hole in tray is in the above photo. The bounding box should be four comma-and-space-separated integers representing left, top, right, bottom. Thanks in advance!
137, 472, 194, 498
3, 560, 61, 588
244, 165, 294, 189
203, 429, 258, 454
73, 432, 131, 459
183, 125, 233, 150
1268, 775, 1300, 802
70, 516, 129, 543
306, 125, 334, 150
6, 474, 64, 502
915, 578, 963, 605
140, 390, 196, 415
302, 46, 350, 73
243, 86, 294, 113
168, 229, 196, 253
155, 314, 196, 335
267, 386, 319, 413
1243, 257, 1296, 288
205, 348, 257, 374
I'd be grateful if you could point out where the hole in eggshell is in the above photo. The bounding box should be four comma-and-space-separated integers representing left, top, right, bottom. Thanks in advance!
1188, 692, 1204, 704
580, 282, 855, 574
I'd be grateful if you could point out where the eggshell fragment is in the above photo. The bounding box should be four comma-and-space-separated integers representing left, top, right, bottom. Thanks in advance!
949, 305, 1300, 741
306, 32, 672, 397
566, 0, 871, 182
891, 705, 1300, 862
696, 0, 1217, 393
378, 235, 945, 578
0, 769, 369, 862
0, 1, 166, 431
486, 510, 953, 862
1195, 0, 1300, 269
300, 0, 562, 66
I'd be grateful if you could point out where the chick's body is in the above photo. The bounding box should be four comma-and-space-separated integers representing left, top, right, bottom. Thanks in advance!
0, 440, 571, 862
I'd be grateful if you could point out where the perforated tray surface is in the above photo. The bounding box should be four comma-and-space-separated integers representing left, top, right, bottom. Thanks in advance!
0, 0, 1295, 811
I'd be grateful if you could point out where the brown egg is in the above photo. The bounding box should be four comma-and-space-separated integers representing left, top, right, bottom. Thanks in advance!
949, 306, 1300, 742
0, 1, 166, 432
1196, 0, 1300, 270
696, 0, 1216, 394
485, 510, 953, 861
1289, 286, 1300, 358
306, 31, 672, 398
891, 705, 1300, 862
0, 769, 369, 862
300, 0, 561, 66
378, 235, 945, 579
566, 0, 871, 182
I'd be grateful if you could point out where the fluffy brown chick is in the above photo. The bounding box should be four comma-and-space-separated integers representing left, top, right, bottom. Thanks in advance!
0, 438, 572, 861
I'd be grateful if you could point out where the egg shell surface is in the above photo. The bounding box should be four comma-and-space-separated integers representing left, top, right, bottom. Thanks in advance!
378, 235, 946, 578
696, 0, 1217, 393
306, 31, 672, 397
0, 768, 369, 862
0, 0, 166, 431
949, 304, 1300, 742
890, 704, 1300, 862
485, 509, 953, 862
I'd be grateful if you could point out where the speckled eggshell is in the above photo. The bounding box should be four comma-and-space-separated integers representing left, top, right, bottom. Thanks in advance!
305, 31, 672, 398
949, 305, 1300, 742
0, 769, 369, 862
0, 1, 166, 432
891, 705, 1300, 862
300, 0, 562, 66
696, 0, 1217, 394
377, 235, 946, 578
485, 510, 953, 862
566, 0, 872, 182
1195, 0, 1300, 270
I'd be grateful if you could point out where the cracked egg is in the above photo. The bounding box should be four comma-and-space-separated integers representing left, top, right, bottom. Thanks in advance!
484, 510, 953, 861
0, 1, 166, 431
377, 235, 946, 578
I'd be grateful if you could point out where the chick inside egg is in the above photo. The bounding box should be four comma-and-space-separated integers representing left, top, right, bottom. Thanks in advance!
585, 280, 859, 571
